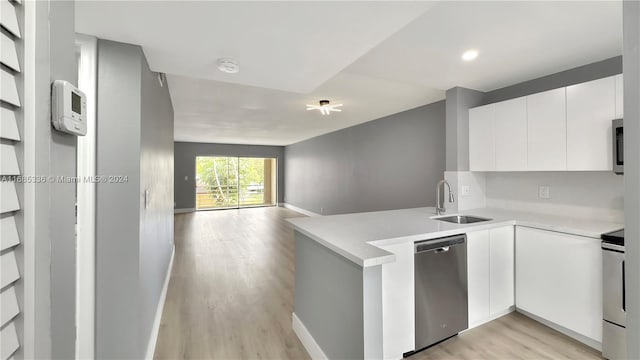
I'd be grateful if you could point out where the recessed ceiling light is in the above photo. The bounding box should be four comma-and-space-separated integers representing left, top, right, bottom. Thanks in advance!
306, 100, 343, 115
462, 49, 479, 62
216, 58, 239, 74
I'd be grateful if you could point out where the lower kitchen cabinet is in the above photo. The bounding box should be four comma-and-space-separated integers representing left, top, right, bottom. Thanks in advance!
515, 226, 602, 343
467, 226, 515, 328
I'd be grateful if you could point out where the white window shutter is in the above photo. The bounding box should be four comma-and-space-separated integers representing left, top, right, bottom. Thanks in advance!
1, 0, 23, 358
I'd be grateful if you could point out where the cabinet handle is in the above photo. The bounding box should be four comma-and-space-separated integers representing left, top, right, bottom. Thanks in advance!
435, 246, 450, 253
623, 260, 626, 312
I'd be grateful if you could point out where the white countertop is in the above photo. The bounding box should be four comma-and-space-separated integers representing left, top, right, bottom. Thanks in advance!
286, 207, 623, 267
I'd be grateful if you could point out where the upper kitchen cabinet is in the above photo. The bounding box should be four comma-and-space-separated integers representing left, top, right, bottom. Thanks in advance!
566, 76, 616, 171
527, 88, 567, 171
615, 74, 623, 119
494, 98, 527, 171
469, 104, 496, 171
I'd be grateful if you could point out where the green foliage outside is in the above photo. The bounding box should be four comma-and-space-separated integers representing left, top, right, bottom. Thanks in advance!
196, 156, 265, 208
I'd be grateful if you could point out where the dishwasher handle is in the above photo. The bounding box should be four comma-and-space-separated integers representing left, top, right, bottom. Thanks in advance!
415, 234, 466, 254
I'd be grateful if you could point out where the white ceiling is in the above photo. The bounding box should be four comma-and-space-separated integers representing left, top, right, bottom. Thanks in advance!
75, 1, 623, 146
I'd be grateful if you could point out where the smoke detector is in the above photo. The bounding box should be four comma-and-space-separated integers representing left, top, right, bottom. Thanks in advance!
216, 58, 240, 74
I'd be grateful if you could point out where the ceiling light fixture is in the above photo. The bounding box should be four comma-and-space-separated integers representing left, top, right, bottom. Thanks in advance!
306, 100, 343, 115
462, 49, 479, 62
216, 58, 240, 74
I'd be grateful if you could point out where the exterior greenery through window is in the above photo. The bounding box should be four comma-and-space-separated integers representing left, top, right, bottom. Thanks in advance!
196, 156, 275, 209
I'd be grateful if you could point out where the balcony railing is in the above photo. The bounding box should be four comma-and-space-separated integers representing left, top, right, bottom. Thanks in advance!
196, 184, 269, 209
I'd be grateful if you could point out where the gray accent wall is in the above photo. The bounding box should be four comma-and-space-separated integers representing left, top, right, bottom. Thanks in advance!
174, 142, 285, 209
445, 87, 485, 171
484, 56, 622, 104
284, 101, 446, 215
96, 39, 174, 359
294, 232, 382, 359
623, 2, 640, 358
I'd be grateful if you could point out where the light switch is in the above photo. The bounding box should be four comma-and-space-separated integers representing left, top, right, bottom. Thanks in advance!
184, 176, 188, 181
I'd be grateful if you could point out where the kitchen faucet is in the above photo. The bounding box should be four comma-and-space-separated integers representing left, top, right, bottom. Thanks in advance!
435, 179, 455, 215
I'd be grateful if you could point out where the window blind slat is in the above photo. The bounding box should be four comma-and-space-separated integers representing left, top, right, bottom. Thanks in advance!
0, 32, 19, 72
0, 321, 19, 359
0, 286, 19, 327
0, 143, 19, 175
0, 182, 19, 213
0, 69, 20, 107
0, 216, 19, 251
0, 108, 19, 141
0, 1, 20, 38
0, 250, 19, 289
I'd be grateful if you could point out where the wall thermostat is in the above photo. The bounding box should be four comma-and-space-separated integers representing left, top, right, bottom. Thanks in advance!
52, 80, 87, 136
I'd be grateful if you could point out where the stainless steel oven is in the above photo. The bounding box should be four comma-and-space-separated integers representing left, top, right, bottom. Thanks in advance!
602, 229, 625, 359
613, 119, 623, 174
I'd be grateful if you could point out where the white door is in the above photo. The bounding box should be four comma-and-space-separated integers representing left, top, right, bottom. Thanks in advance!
489, 226, 514, 316
527, 88, 567, 170
494, 98, 527, 171
469, 104, 495, 171
515, 226, 602, 342
566, 76, 616, 171
467, 230, 490, 327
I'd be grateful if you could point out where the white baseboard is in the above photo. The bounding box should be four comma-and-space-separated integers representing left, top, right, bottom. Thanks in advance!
516, 308, 602, 351
282, 203, 321, 217
174, 208, 195, 214
292, 313, 328, 360
145, 245, 175, 360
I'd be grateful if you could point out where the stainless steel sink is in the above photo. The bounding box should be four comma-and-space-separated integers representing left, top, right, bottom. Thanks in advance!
434, 215, 492, 224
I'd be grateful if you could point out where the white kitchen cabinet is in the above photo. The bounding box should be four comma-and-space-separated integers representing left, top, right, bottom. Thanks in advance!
379, 241, 414, 359
469, 104, 495, 171
467, 226, 515, 328
526, 88, 567, 170
467, 230, 490, 327
615, 74, 623, 119
515, 226, 602, 343
494, 98, 527, 171
566, 76, 615, 171
489, 226, 514, 316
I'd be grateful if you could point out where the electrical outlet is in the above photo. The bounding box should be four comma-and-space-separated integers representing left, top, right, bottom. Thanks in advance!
461, 185, 470, 196
320, 207, 325, 215
538, 186, 550, 199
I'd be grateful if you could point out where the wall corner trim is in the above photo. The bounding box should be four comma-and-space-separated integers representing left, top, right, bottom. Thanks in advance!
174, 208, 195, 214
282, 203, 321, 217
292, 312, 329, 360
145, 245, 175, 360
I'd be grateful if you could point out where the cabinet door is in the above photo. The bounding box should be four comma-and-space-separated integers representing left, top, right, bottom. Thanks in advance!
494, 98, 527, 171
489, 226, 514, 316
469, 104, 495, 171
566, 76, 615, 171
467, 230, 490, 327
615, 74, 623, 119
527, 88, 567, 170
515, 227, 602, 342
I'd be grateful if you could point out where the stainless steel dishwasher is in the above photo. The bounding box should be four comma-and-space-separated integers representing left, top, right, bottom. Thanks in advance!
414, 234, 468, 351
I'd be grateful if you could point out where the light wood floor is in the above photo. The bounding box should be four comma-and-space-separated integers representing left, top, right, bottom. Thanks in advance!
154, 207, 310, 360
155, 207, 602, 360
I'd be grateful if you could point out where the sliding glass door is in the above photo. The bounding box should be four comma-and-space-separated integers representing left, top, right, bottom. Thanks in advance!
195, 156, 277, 210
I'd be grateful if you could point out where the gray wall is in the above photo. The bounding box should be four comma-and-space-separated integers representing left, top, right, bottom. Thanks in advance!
623, 2, 640, 358
484, 56, 622, 104
284, 101, 446, 215
139, 50, 175, 353
446, 87, 485, 171
96, 39, 174, 359
294, 232, 382, 359
174, 142, 285, 209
